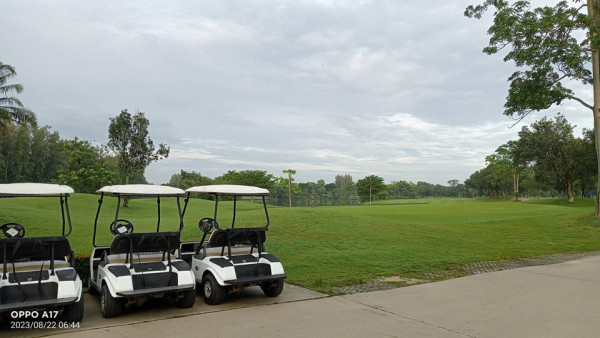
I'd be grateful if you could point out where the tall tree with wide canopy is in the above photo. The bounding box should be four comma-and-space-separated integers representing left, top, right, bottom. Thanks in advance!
518, 114, 579, 202
108, 109, 169, 205
0, 62, 35, 131
465, 0, 600, 214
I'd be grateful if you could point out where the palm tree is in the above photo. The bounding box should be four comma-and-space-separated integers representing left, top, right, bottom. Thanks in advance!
0, 62, 35, 132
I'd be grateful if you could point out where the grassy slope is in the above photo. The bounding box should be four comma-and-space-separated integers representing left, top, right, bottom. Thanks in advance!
1, 195, 599, 293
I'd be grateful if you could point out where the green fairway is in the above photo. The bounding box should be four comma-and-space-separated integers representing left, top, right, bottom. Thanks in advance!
1, 195, 599, 294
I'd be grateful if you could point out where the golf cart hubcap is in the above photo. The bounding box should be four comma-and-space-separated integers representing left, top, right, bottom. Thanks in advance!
204, 281, 212, 297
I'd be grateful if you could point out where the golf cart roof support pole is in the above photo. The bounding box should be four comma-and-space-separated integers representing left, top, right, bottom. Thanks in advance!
181, 193, 190, 218
1, 244, 6, 279
114, 195, 122, 225
156, 196, 161, 233
93, 193, 105, 247
60, 196, 66, 236
50, 243, 55, 276
63, 196, 73, 237
263, 196, 270, 228
232, 196, 237, 229
213, 195, 219, 221
177, 196, 183, 232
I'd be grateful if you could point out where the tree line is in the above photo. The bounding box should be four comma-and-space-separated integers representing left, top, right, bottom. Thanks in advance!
465, 114, 596, 201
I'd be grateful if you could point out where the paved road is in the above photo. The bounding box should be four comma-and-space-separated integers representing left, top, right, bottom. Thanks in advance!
3, 256, 599, 337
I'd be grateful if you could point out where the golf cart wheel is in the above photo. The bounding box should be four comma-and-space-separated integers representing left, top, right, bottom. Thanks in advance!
261, 279, 284, 297
62, 296, 84, 322
176, 289, 196, 308
101, 284, 123, 318
202, 273, 226, 305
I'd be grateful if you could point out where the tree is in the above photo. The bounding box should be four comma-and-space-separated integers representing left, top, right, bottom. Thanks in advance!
518, 114, 579, 202
108, 109, 169, 205
465, 1, 600, 214
168, 170, 213, 190
388, 180, 419, 199
215, 170, 275, 190
486, 141, 526, 200
55, 139, 119, 193
0, 124, 63, 183
335, 174, 356, 203
280, 169, 300, 207
0, 62, 36, 132
356, 175, 387, 203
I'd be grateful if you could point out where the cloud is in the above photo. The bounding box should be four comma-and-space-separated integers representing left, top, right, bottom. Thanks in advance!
2, 0, 595, 186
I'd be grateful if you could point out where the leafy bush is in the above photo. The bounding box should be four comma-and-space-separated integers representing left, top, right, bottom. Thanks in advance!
73, 255, 90, 287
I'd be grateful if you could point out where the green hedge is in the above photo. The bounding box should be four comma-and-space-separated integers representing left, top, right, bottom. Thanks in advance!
73, 255, 90, 287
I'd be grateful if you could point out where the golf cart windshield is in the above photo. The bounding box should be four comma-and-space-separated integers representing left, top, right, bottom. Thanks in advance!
184, 184, 270, 229
92, 184, 185, 247
0, 183, 74, 237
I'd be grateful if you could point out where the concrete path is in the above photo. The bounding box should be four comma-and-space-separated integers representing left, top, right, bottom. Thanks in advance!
3, 256, 599, 337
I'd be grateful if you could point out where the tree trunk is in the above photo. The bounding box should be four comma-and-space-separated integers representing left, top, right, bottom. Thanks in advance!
567, 182, 575, 203
123, 174, 130, 208
588, 0, 600, 216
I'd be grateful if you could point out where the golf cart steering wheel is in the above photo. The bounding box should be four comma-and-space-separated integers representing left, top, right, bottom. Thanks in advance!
198, 217, 218, 234
110, 219, 134, 235
0, 222, 26, 238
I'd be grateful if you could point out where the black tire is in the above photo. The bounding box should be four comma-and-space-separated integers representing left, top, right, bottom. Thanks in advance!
62, 296, 84, 322
261, 279, 284, 297
202, 273, 226, 305
176, 289, 196, 308
101, 284, 123, 318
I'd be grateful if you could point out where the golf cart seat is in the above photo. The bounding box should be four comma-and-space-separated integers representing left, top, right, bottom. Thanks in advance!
199, 228, 266, 258
0, 237, 72, 274
105, 232, 181, 265
208, 228, 266, 247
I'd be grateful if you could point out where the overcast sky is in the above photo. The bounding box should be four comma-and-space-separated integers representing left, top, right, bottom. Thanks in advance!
2, 0, 593, 185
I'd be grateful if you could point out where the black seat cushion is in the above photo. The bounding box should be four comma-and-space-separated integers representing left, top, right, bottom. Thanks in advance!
110, 232, 181, 255
0, 237, 72, 261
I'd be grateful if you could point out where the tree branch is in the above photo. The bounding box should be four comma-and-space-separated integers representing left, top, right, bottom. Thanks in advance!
566, 94, 593, 110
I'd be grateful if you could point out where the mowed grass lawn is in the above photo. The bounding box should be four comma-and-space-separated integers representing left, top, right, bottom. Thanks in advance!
1, 194, 599, 294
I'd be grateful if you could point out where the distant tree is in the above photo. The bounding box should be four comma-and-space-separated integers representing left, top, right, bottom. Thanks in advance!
108, 109, 169, 185
416, 181, 434, 197
0, 62, 35, 132
215, 170, 275, 190
388, 180, 418, 199
335, 174, 356, 202
518, 115, 579, 202
573, 129, 597, 197
356, 175, 387, 203
280, 169, 300, 207
168, 170, 213, 190
108, 109, 169, 206
55, 139, 119, 193
0, 124, 62, 183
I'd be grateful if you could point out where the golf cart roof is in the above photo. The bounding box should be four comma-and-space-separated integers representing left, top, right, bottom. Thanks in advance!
97, 184, 185, 196
0, 183, 74, 197
186, 185, 269, 196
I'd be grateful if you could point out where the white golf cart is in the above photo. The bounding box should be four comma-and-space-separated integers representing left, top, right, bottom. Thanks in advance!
0, 183, 84, 323
88, 184, 195, 318
181, 185, 286, 305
